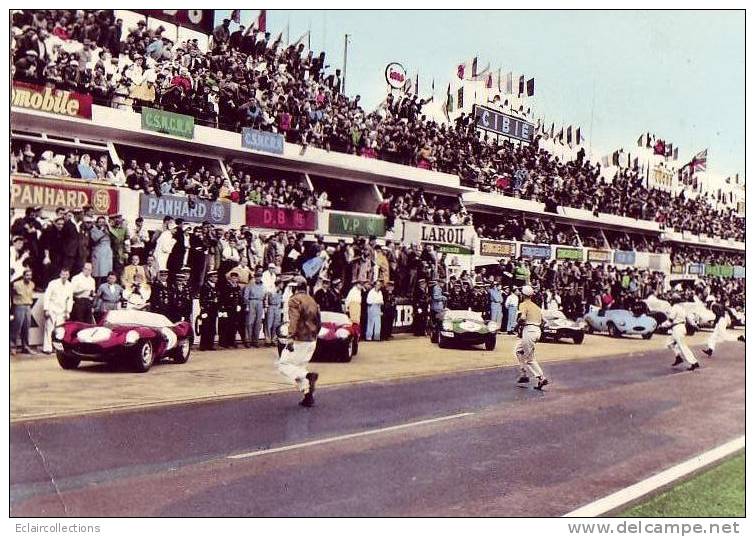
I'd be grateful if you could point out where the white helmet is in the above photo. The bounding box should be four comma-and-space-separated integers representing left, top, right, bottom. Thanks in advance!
521, 285, 534, 297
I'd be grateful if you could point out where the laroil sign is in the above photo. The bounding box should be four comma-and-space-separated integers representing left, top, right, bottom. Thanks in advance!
401, 221, 476, 255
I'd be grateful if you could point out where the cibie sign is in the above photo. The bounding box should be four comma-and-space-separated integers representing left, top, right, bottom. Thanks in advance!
385, 62, 407, 89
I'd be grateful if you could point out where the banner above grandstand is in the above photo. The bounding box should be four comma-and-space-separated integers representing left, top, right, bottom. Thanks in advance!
329, 212, 385, 237
11, 81, 92, 120
400, 221, 476, 255
139, 193, 230, 225
242, 128, 285, 155
478, 239, 516, 257
134, 9, 214, 34
472, 105, 535, 143
12, 176, 118, 215
141, 108, 194, 139
246, 206, 317, 231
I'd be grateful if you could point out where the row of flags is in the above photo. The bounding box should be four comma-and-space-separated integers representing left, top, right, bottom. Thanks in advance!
678, 149, 708, 186
456, 58, 535, 97
230, 9, 267, 32
537, 121, 584, 146
636, 132, 679, 160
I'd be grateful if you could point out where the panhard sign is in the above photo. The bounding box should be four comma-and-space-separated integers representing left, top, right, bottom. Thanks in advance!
141, 107, 194, 139
614, 250, 637, 265
329, 212, 385, 236
479, 239, 516, 257
555, 247, 583, 261
242, 128, 285, 155
587, 249, 612, 263
246, 206, 317, 231
11, 81, 93, 119
401, 221, 475, 255
11, 176, 118, 214
139, 193, 230, 224
472, 104, 535, 143
385, 62, 407, 90
520, 244, 551, 259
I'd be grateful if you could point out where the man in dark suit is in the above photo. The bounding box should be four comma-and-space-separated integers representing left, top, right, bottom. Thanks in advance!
167, 218, 187, 280
61, 209, 82, 272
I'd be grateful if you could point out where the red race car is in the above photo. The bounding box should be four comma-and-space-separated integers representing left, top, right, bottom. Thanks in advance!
52, 310, 193, 372
277, 311, 360, 362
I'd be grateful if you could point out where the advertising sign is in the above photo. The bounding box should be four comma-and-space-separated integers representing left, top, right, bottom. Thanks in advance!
687, 264, 704, 275
242, 128, 285, 155
587, 249, 612, 263
139, 193, 230, 224
141, 107, 194, 139
11, 176, 118, 214
733, 266, 745, 279
555, 247, 583, 261
520, 244, 551, 259
614, 250, 637, 265
479, 239, 516, 257
400, 221, 475, 255
705, 265, 734, 278
11, 81, 93, 119
385, 62, 407, 90
246, 206, 317, 231
472, 104, 535, 143
328, 212, 385, 236
671, 264, 686, 274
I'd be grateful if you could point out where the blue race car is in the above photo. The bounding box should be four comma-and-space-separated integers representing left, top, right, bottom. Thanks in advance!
582, 306, 657, 339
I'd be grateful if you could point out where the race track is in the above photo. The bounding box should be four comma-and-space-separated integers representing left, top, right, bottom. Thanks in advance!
10, 337, 744, 517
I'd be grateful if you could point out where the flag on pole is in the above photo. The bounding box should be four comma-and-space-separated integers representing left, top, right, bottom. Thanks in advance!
672, 147, 679, 161
231, 9, 241, 23
566, 126, 573, 146
646, 132, 652, 148
518, 75, 525, 96
526, 78, 535, 97
486, 72, 493, 89
292, 30, 311, 48
472, 57, 478, 78
471, 63, 490, 81
415, 73, 419, 94
496, 67, 502, 92
504, 72, 513, 94
576, 127, 582, 144
257, 9, 267, 32
549, 123, 555, 139
457, 62, 466, 80
457, 87, 464, 109
690, 149, 708, 172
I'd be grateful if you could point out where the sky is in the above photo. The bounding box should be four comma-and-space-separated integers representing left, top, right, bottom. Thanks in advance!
215, 10, 744, 179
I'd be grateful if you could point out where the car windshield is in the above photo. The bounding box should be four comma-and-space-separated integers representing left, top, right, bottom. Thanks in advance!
445, 310, 484, 322
103, 310, 173, 327
320, 311, 350, 324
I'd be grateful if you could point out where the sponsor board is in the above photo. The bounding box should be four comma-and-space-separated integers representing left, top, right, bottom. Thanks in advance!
139, 193, 230, 224
242, 128, 285, 154
687, 264, 704, 275
328, 212, 385, 236
671, 264, 686, 274
385, 62, 408, 89
401, 221, 475, 255
478, 239, 516, 257
614, 250, 637, 265
587, 249, 612, 263
11, 176, 118, 214
141, 107, 194, 139
11, 81, 93, 119
555, 247, 583, 261
520, 244, 551, 259
246, 206, 317, 231
472, 104, 535, 143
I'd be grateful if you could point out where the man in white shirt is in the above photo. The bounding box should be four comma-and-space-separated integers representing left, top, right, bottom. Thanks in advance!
262, 263, 278, 294
505, 287, 520, 334
155, 219, 176, 271
70, 262, 96, 323
662, 294, 700, 371
43, 268, 74, 354
365, 281, 385, 341
345, 281, 364, 326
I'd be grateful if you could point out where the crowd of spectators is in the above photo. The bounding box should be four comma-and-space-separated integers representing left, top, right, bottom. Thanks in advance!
12, 9, 744, 243
11, 141, 115, 181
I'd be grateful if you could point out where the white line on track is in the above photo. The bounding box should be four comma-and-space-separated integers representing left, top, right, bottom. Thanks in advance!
227, 412, 475, 460
563, 435, 745, 517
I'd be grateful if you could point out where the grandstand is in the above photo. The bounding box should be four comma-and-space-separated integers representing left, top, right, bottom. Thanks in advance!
10, 8, 745, 280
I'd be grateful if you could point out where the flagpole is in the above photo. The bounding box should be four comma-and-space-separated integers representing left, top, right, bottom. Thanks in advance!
588, 77, 596, 158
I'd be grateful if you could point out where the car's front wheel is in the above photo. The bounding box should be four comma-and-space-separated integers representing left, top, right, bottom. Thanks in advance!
642, 332, 653, 340
608, 323, 622, 338
484, 335, 496, 351
339, 339, 354, 362
438, 334, 449, 349
573, 333, 585, 344
173, 338, 192, 364
133, 340, 154, 372
56, 352, 80, 370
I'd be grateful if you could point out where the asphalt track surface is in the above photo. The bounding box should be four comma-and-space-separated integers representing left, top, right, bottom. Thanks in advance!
10, 341, 744, 517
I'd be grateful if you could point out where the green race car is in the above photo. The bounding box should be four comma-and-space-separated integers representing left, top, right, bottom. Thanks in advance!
430, 310, 498, 350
